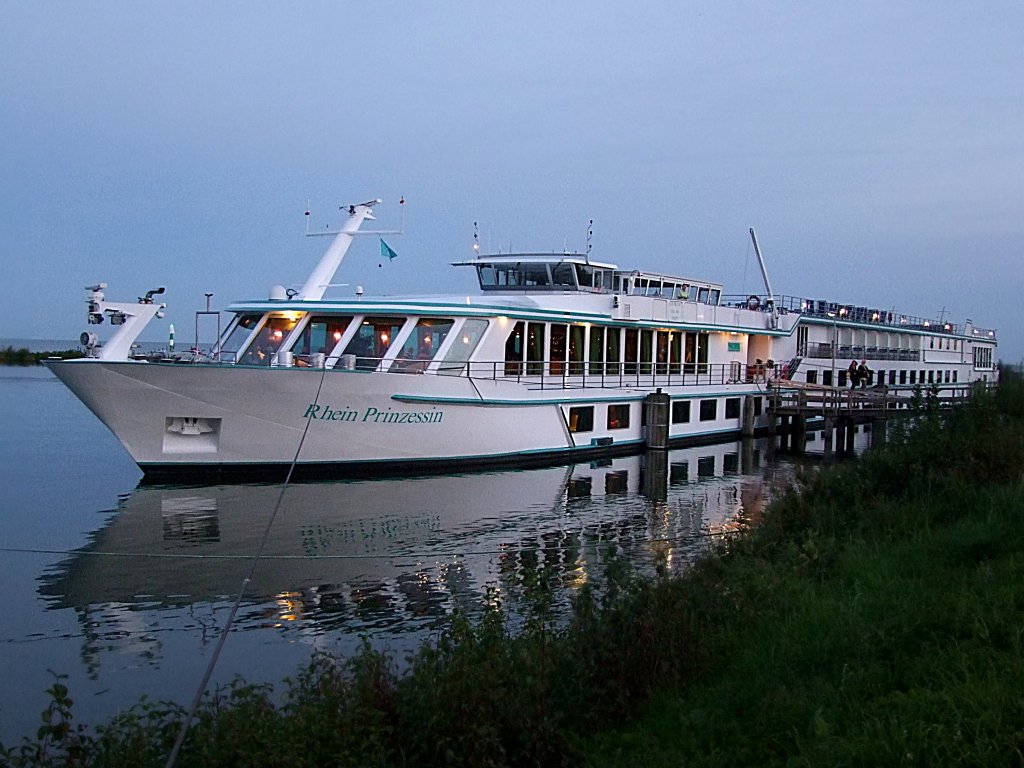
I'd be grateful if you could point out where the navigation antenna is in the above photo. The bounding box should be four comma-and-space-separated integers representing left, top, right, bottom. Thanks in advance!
748, 228, 779, 330
298, 197, 406, 301
586, 219, 593, 264
305, 196, 405, 238
473, 221, 480, 257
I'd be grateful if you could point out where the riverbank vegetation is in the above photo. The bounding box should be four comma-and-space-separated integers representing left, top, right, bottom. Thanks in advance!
0, 347, 84, 365
4, 372, 1022, 767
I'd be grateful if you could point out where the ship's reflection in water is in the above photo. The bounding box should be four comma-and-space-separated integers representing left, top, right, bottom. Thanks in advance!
39, 433, 868, 674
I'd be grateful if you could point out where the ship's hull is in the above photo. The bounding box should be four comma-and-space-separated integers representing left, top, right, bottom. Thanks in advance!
45, 359, 765, 482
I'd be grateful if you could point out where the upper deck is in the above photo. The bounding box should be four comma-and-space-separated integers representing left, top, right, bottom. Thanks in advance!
451, 253, 725, 306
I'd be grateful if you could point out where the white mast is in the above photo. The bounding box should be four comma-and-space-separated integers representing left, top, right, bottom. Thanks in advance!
748, 228, 779, 330
298, 200, 380, 300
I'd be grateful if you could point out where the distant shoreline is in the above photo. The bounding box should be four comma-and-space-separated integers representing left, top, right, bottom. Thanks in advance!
0, 345, 85, 365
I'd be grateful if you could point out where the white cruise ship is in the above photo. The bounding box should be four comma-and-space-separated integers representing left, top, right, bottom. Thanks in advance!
46, 199, 998, 481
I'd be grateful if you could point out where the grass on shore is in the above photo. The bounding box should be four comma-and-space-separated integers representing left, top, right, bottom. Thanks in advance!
3, 373, 1023, 767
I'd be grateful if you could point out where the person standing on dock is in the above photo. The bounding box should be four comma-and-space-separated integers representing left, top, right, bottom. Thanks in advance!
848, 360, 860, 388
858, 360, 872, 388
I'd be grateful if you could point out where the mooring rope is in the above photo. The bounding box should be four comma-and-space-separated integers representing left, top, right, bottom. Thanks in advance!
164, 363, 331, 768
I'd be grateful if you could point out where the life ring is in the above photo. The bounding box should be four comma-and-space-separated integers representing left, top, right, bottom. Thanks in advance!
746, 295, 760, 310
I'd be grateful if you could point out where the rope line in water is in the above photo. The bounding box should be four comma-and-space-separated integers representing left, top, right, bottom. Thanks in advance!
164, 364, 331, 768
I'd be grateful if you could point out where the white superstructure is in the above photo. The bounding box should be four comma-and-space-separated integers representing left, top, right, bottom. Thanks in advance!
47, 200, 999, 481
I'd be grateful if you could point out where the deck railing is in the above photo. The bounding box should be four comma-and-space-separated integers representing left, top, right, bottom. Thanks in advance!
222, 354, 765, 391
723, 294, 994, 339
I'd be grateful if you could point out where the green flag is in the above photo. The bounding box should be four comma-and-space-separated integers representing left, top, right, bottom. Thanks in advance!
380, 239, 398, 261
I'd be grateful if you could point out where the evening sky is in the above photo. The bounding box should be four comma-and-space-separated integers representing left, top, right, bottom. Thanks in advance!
2, 2, 1021, 359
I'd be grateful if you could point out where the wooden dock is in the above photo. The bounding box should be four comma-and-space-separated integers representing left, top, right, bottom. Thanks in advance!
765, 382, 978, 455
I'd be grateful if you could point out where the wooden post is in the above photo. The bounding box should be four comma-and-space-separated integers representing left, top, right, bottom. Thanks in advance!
794, 415, 807, 454
644, 390, 671, 450
742, 395, 756, 437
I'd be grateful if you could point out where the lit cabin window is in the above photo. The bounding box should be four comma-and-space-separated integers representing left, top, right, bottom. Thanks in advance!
393, 318, 454, 372
607, 404, 630, 430
239, 315, 299, 366
342, 317, 405, 370
290, 316, 351, 366
568, 406, 594, 433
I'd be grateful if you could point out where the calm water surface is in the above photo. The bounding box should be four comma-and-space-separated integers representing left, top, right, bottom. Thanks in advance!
0, 365, 870, 743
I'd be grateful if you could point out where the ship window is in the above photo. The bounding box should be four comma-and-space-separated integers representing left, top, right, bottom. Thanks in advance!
551, 263, 577, 288
575, 264, 597, 289
239, 315, 299, 366
709, 289, 721, 305
699, 399, 717, 421
754, 396, 763, 416
671, 400, 691, 424
909, 370, 916, 384
725, 398, 741, 419
342, 316, 405, 370
568, 324, 585, 375
550, 324, 568, 376
624, 329, 638, 374
588, 326, 605, 375
806, 370, 817, 384
900, 370, 907, 384
504, 321, 525, 375
669, 331, 682, 374
290, 316, 352, 365
438, 319, 489, 375
953, 370, 958, 382
220, 313, 262, 362
520, 263, 551, 287
889, 370, 896, 385
478, 265, 497, 287
640, 329, 653, 374
605, 327, 621, 375
527, 322, 545, 375
656, 331, 669, 374
697, 332, 709, 374
697, 286, 710, 304
568, 406, 594, 433
607, 403, 630, 430
393, 318, 454, 372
